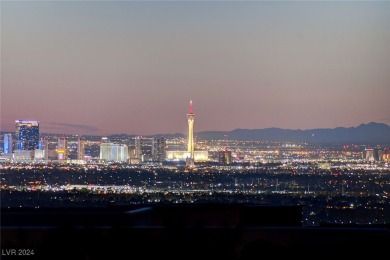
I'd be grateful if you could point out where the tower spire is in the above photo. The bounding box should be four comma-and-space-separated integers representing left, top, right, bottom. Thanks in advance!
187, 99, 195, 166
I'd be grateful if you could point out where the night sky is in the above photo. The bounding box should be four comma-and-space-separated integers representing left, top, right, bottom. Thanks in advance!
2, 1, 390, 135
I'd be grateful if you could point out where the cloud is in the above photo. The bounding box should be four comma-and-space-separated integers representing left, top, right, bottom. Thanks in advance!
43, 122, 100, 134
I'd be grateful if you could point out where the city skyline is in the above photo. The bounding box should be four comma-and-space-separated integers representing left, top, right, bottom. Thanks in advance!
2, 1, 390, 135
1, 119, 389, 137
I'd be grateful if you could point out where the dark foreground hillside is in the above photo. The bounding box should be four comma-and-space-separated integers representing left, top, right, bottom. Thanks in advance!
1, 204, 389, 259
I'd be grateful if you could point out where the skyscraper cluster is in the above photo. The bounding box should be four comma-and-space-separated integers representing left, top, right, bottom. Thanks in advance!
2, 120, 86, 162
362, 148, 388, 162
3, 100, 201, 164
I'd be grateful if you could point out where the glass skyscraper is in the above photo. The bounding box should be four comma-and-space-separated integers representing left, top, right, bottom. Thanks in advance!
15, 120, 40, 150
3, 133, 13, 154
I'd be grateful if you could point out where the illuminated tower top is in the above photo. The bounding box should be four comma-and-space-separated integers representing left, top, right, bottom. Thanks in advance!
188, 99, 194, 115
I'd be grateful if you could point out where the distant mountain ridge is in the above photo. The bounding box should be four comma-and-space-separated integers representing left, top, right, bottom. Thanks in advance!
105, 122, 390, 144
195, 122, 390, 144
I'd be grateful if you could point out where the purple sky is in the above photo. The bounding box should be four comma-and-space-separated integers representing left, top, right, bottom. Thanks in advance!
1, 1, 390, 135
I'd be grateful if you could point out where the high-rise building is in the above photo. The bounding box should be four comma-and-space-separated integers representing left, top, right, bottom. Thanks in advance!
152, 137, 166, 162
38, 139, 49, 160
135, 136, 143, 161
187, 100, 195, 163
378, 149, 384, 161
362, 148, 379, 162
218, 150, 232, 165
100, 143, 111, 161
57, 137, 68, 160
15, 120, 39, 150
77, 137, 85, 160
3, 134, 13, 154
34, 149, 45, 160
100, 143, 128, 162
383, 149, 390, 162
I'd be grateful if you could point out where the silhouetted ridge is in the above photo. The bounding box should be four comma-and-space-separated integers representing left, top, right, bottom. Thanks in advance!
196, 122, 390, 143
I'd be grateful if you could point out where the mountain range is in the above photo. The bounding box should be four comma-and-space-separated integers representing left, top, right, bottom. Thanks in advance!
153, 122, 390, 144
